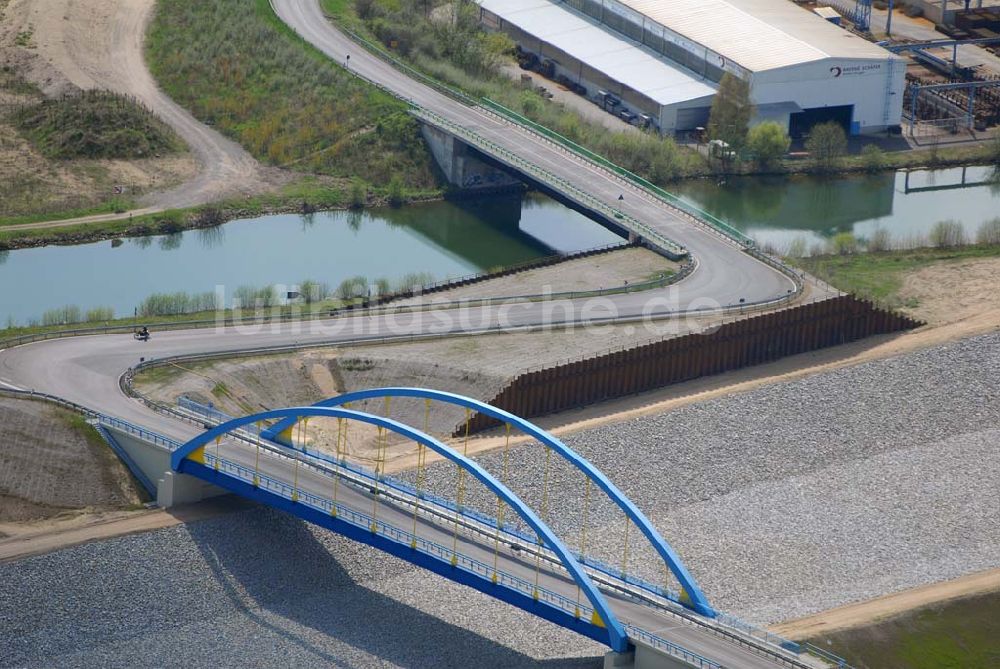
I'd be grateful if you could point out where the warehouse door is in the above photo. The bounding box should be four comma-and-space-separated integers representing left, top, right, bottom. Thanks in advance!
789, 105, 853, 139
676, 106, 711, 131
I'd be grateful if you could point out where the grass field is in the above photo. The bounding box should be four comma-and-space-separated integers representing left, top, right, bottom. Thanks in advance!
792, 245, 1000, 306
807, 590, 1000, 669
146, 0, 438, 192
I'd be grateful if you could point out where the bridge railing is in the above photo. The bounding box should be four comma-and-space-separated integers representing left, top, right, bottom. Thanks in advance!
174, 397, 696, 606
202, 449, 726, 669
95, 414, 183, 451
202, 452, 597, 618
411, 107, 687, 260
476, 98, 755, 249
339, 26, 751, 252
625, 625, 722, 669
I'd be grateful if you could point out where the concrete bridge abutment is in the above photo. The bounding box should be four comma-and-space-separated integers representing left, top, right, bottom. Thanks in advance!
420, 123, 522, 190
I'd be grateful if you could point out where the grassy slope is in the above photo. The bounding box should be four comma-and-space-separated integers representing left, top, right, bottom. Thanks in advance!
793, 245, 1000, 306
146, 0, 438, 190
807, 590, 1000, 669
14, 90, 183, 160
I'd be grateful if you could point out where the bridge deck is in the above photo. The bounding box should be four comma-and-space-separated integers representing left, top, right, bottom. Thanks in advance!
175, 432, 814, 669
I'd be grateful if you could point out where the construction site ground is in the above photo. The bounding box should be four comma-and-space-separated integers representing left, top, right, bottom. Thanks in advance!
0, 396, 144, 527
394, 246, 678, 304
135, 252, 992, 472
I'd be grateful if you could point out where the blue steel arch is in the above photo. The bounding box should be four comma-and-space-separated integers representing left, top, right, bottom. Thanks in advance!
262, 387, 715, 617
172, 406, 629, 652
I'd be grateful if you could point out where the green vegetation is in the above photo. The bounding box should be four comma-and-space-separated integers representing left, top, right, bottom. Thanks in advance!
145, 0, 437, 190
332, 0, 702, 183
13, 90, 182, 160
746, 121, 790, 168
139, 292, 220, 318
807, 590, 1000, 669
708, 73, 754, 155
805, 122, 848, 171
860, 144, 886, 173
40, 305, 114, 326
792, 244, 1000, 306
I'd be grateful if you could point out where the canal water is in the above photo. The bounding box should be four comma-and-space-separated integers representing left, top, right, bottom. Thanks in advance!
673, 164, 1000, 252
0, 192, 623, 327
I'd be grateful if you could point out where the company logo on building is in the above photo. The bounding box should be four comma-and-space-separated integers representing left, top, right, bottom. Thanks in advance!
830, 63, 882, 78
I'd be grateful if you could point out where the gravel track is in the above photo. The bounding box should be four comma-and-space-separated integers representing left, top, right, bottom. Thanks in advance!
2, 333, 998, 666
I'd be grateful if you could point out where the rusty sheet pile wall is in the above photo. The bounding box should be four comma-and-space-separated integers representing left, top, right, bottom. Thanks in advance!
464, 295, 922, 433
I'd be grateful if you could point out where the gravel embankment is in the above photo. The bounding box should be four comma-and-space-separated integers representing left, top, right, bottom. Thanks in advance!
0, 508, 603, 668
407, 330, 1000, 622
2, 332, 998, 666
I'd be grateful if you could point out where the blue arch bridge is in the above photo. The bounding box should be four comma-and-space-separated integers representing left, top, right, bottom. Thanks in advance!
96, 387, 850, 669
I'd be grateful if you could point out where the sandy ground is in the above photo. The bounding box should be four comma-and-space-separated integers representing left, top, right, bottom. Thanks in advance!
0, 496, 246, 563
770, 567, 1000, 639
1, 0, 279, 216
898, 256, 1000, 325
394, 246, 677, 305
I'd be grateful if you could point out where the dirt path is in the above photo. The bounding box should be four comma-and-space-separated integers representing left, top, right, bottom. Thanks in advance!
4, 0, 278, 219
0, 497, 245, 563
394, 247, 677, 305
770, 567, 1000, 639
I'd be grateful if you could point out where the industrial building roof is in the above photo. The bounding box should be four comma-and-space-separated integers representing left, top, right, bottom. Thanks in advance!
479, 0, 717, 108
617, 0, 897, 72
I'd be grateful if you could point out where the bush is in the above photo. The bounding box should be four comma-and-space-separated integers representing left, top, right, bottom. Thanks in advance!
747, 121, 790, 168
805, 122, 847, 171
234, 285, 278, 309
395, 271, 435, 293
336, 276, 369, 300
387, 175, 405, 207
138, 291, 218, 316
85, 306, 115, 322
867, 228, 892, 253
929, 220, 966, 248
349, 180, 367, 209
298, 279, 329, 304
861, 144, 886, 173
831, 232, 859, 255
976, 217, 1000, 245
41, 305, 82, 326
786, 236, 808, 259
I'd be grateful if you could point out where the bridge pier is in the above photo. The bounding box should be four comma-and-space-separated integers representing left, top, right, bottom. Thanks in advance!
420, 123, 522, 190
605, 643, 710, 669
95, 424, 225, 508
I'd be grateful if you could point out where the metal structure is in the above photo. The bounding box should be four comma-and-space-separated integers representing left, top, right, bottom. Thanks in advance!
879, 37, 1000, 75
829, 0, 873, 31
905, 78, 1000, 133
172, 405, 632, 651
262, 388, 716, 617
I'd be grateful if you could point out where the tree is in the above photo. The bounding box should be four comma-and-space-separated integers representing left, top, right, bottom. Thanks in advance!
707, 73, 754, 155
805, 122, 847, 170
746, 121, 790, 168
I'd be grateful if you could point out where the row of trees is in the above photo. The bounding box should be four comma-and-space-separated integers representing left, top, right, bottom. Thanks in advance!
707, 74, 848, 170
779, 217, 1000, 258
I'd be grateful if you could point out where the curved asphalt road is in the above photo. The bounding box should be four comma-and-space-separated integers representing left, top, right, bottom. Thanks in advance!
0, 4, 809, 666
